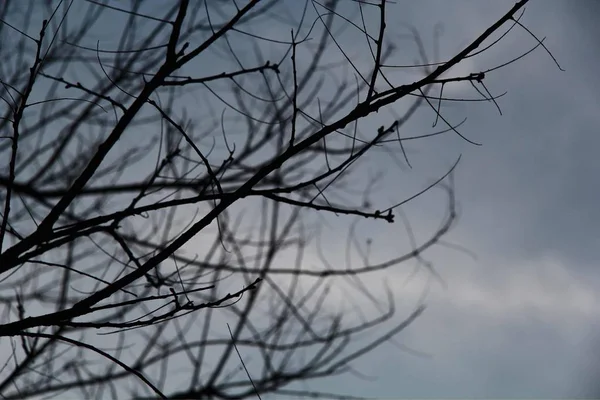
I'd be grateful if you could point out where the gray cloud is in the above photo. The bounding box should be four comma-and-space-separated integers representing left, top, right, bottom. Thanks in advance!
299, 1, 600, 397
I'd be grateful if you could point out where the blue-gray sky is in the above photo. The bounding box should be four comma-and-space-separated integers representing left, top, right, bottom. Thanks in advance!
2, 1, 599, 398
293, 1, 600, 398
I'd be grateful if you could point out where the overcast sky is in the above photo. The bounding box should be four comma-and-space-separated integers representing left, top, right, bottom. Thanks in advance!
293, 1, 600, 398
4, 1, 599, 398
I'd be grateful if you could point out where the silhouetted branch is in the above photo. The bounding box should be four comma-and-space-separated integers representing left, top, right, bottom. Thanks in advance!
0, 0, 557, 398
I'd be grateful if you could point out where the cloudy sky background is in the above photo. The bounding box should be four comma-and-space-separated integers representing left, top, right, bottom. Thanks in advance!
295, 0, 600, 398
4, 0, 599, 398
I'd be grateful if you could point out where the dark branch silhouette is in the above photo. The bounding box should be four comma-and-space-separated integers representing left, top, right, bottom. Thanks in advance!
0, 0, 555, 398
